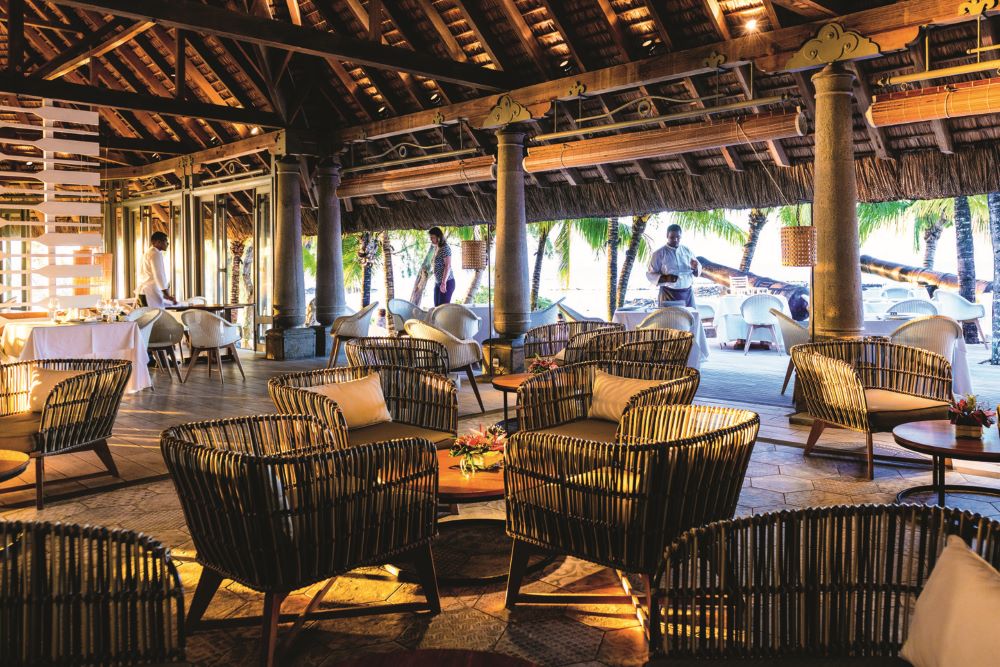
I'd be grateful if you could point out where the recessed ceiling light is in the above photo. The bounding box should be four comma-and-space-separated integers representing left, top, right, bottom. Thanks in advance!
642, 38, 655, 48
559, 59, 571, 69
250, 126, 261, 135
377, 105, 388, 115
745, 19, 759, 32
152, 153, 160, 160
429, 92, 441, 103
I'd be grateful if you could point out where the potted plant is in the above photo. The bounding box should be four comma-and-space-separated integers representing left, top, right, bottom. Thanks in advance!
527, 355, 558, 375
450, 424, 507, 474
949, 394, 995, 438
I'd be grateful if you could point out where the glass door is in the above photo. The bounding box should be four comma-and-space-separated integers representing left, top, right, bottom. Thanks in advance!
253, 188, 272, 350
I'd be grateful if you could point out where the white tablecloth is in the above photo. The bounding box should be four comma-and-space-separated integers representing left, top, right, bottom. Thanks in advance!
611, 308, 709, 369
0, 321, 152, 393
863, 318, 972, 396
710, 294, 792, 348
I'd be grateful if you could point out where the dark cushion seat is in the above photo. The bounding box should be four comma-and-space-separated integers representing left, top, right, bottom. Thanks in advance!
647, 657, 910, 666
348, 421, 454, 450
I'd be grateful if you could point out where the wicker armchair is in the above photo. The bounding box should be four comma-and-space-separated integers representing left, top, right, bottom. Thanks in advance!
0, 519, 185, 665
405, 318, 485, 412
637, 306, 696, 332
566, 328, 694, 366
523, 321, 622, 363
0, 359, 131, 509
345, 336, 449, 376
327, 301, 378, 367
387, 297, 430, 333
517, 360, 700, 443
653, 504, 1000, 663
427, 303, 481, 340
162, 414, 439, 666
890, 315, 963, 360
933, 289, 988, 348
792, 339, 952, 480
182, 309, 245, 384
269, 365, 458, 449
505, 404, 760, 642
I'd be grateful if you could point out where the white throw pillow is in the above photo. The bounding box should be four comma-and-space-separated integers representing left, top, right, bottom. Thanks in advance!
305, 373, 392, 429
900, 534, 1000, 667
28, 368, 84, 413
588, 370, 665, 423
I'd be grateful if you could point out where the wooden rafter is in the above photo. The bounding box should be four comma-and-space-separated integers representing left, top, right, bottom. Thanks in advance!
846, 60, 892, 160
451, 0, 504, 71
769, 0, 839, 20
908, 39, 954, 154
32, 16, 154, 80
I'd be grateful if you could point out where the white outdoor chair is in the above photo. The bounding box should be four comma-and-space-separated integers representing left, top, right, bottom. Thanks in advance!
128, 308, 162, 357
879, 286, 914, 300
148, 311, 186, 383
187, 296, 208, 306
326, 301, 378, 368
890, 315, 963, 362
405, 318, 485, 413
125, 306, 154, 323
387, 298, 430, 334
528, 298, 564, 328
729, 276, 750, 294
887, 298, 937, 316
182, 310, 245, 384
696, 303, 716, 337
739, 294, 783, 355
637, 306, 696, 332
557, 302, 601, 323
428, 303, 482, 340
771, 308, 810, 395
933, 289, 988, 348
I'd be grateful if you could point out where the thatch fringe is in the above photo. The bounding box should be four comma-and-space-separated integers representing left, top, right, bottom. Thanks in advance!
341, 144, 1000, 232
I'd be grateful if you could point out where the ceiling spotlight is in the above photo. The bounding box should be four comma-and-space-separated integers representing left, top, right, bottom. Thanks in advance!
152, 153, 161, 160
642, 37, 655, 48
429, 92, 442, 104
559, 58, 573, 72
745, 19, 759, 32
376, 105, 388, 116
250, 126, 261, 135
25, 161, 33, 167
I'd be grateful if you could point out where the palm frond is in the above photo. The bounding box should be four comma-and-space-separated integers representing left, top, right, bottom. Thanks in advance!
857, 200, 912, 243
668, 209, 745, 245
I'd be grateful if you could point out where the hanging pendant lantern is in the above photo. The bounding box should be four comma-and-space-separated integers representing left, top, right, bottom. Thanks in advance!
781, 226, 817, 267
462, 239, 487, 270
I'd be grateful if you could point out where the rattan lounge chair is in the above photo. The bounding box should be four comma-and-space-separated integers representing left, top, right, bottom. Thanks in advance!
161, 414, 440, 667
0, 358, 131, 509
327, 301, 378, 367
345, 336, 449, 376
505, 404, 760, 644
792, 338, 952, 480
565, 327, 694, 365
652, 504, 1000, 663
0, 519, 185, 665
522, 321, 623, 364
405, 318, 486, 412
517, 360, 700, 443
268, 364, 458, 449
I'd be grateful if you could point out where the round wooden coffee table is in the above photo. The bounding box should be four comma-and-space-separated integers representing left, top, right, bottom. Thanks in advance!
892, 420, 1000, 506
0, 450, 29, 484
490, 372, 533, 432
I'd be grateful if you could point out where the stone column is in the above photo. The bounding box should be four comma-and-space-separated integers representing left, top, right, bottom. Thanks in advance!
811, 62, 863, 339
493, 128, 530, 339
314, 160, 346, 327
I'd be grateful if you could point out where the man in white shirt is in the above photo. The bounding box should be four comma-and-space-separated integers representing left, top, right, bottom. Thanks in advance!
645, 223, 701, 307
136, 231, 176, 308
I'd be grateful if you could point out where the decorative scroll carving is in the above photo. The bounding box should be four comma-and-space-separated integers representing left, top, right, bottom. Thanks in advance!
703, 51, 726, 69
785, 23, 881, 70
481, 94, 533, 128
959, 0, 999, 15
432, 111, 445, 125
567, 81, 587, 97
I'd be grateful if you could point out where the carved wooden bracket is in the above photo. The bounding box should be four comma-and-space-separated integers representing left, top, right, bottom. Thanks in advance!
959, 0, 999, 15
785, 22, 881, 70
481, 94, 533, 128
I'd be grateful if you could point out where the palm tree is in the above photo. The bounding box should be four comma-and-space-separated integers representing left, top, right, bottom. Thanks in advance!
617, 214, 650, 307
954, 196, 978, 343
740, 208, 769, 273
409, 245, 435, 306
229, 239, 244, 303
606, 218, 619, 320
667, 209, 747, 248
529, 220, 556, 310
989, 192, 1000, 364
380, 231, 395, 333
358, 232, 374, 306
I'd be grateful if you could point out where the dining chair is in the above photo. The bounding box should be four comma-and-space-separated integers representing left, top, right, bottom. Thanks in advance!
181, 309, 245, 384
887, 298, 937, 316
879, 285, 914, 300
327, 301, 378, 368
557, 302, 601, 323
932, 289, 988, 348
427, 303, 482, 340
890, 315, 963, 360
637, 306, 696, 332
770, 307, 810, 394
148, 310, 186, 382
404, 318, 485, 412
161, 414, 440, 667
528, 297, 564, 328
0, 359, 131, 508
728, 276, 750, 294
387, 297, 430, 333
0, 519, 186, 664
695, 303, 716, 336
187, 295, 208, 305
739, 294, 783, 355
131, 307, 162, 353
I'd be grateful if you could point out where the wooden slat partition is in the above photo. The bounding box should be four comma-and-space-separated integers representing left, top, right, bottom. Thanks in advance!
866, 77, 1000, 127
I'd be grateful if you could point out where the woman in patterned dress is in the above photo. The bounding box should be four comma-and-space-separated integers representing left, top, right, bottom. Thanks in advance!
429, 226, 455, 305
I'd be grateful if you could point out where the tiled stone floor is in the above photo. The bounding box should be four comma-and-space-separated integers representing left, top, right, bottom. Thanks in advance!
3, 345, 1000, 665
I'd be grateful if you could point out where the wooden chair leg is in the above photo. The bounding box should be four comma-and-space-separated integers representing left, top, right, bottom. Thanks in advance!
260, 592, 287, 667
167, 346, 183, 383
411, 542, 441, 613
781, 358, 795, 395
229, 344, 246, 380
463, 365, 485, 413
205, 347, 214, 379
804, 419, 826, 456
866, 432, 875, 480
92, 440, 120, 477
183, 348, 201, 383
977, 319, 989, 349
744, 326, 755, 355
34, 456, 44, 510
327, 336, 341, 369
769, 325, 781, 353
505, 539, 533, 610
185, 568, 224, 634
216, 348, 225, 386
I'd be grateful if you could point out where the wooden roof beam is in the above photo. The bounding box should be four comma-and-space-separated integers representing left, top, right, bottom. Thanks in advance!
908, 40, 954, 154
768, 0, 839, 20
46, 0, 512, 91
451, 0, 505, 71
32, 16, 154, 80
846, 60, 892, 160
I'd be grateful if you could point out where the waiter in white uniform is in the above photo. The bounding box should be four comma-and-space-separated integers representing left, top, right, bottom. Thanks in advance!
646, 223, 701, 307
136, 231, 176, 308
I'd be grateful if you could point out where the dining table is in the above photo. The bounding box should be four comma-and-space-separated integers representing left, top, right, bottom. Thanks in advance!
710, 293, 792, 349
0, 320, 152, 393
611, 307, 709, 368
167, 302, 254, 324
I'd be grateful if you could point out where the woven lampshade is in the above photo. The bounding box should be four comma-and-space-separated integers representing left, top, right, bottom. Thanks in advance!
461, 239, 487, 270
781, 226, 817, 267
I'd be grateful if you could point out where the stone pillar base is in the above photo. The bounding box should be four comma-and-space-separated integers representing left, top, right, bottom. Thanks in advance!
265, 327, 317, 360
483, 336, 525, 375
311, 324, 330, 357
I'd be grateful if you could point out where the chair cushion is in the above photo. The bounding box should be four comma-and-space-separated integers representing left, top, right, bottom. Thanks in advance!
536, 418, 618, 444
306, 373, 392, 429
864, 389, 949, 432
588, 370, 665, 422
348, 421, 454, 450
552, 348, 567, 366
900, 535, 1000, 667
0, 412, 40, 453
29, 368, 84, 412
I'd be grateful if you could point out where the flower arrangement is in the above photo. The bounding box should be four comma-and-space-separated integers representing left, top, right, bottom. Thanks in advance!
949, 394, 995, 438
527, 355, 558, 375
450, 424, 507, 473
